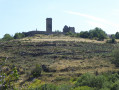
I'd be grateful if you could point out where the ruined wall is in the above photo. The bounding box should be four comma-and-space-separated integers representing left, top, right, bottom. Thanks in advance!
69, 27, 75, 33
63, 25, 75, 33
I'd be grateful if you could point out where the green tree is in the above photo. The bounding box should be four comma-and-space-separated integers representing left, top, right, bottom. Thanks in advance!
80, 31, 89, 38
31, 64, 42, 77
14, 33, 25, 39
111, 80, 119, 90
106, 38, 116, 44
112, 50, 119, 67
73, 86, 95, 90
75, 73, 106, 89
12, 67, 19, 80
2, 34, 13, 41
115, 32, 119, 39
89, 27, 107, 41
79, 27, 107, 40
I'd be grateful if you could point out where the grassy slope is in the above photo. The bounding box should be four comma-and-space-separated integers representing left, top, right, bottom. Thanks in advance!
0, 34, 119, 88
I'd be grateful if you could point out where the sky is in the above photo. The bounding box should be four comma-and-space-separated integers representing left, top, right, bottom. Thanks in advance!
0, 0, 119, 38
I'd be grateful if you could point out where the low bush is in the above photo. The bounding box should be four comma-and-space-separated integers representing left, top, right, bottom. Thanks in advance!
2, 34, 13, 41
58, 84, 72, 90
112, 50, 119, 67
111, 80, 119, 90
31, 64, 42, 77
39, 84, 57, 90
28, 79, 45, 89
106, 38, 116, 44
73, 86, 95, 90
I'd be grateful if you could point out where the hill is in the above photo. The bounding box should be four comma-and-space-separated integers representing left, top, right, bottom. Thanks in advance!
0, 34, 119, 89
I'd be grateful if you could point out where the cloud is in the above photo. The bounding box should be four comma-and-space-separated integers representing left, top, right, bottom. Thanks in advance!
65, 11, 119, 29
65, 11, 106, 22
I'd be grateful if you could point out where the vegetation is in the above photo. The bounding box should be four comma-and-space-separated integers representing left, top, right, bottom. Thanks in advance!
115, 32, 119, 39
27, 73, 119, 90
2, 67, 19, 89
106, 38, 116, 44
2, 34, 13, 41
66, 27, 107, 41
14, 32, 25, 39
1, 29, 119, 89
31, 64, 42, 77
112, 49, 119, 67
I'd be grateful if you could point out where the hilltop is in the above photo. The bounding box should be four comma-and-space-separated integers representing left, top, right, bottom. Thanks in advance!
1, 34, 119, 89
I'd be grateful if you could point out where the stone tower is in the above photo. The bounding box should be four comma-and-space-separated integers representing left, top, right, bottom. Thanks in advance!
46, 18, 52, 33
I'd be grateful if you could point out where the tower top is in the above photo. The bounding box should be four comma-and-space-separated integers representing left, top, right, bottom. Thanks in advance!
46, 18, 52, 20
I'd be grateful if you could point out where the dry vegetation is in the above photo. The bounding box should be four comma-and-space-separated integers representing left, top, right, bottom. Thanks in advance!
21, 34, 106, 43
1, 34, 119, 88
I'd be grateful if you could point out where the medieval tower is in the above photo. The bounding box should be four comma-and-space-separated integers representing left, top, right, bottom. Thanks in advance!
46, 18, 52, 33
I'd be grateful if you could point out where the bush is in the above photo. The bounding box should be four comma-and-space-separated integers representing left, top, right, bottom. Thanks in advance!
115, 32, 119, 39
112, 50, 119, 67
31, 64, 42, 77
40, 84, 57, 90
106, 38, 116, 44
28, 79, 45, 89
73, 86, 95, 90
75, 73, 106, 89
2, 34, 13, 41
108, 73, 119, 82
79, 31, 89, 38
14, 33, 25, 39
58, 84, 72, 90
111, 80, 119, 90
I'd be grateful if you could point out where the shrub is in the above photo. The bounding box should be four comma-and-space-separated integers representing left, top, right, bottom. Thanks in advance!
106, 38, 116, 44
14, 33, 25, 39
115, 32, 119, 39
58, 84, 72, 90
111, 80, 119, 90
75, 73, 106, 89
112, 50, 119, 67
28, 79, 45, 89
12, 67, 19, 80
89, 27, 107, 41
31, 64, 42, 77
100, 87, 110, 90
73, 86, 95, 90
79, 31, 89, 38
108, 73, 119, 82
2, 34, 13, 41
40, 84, 57, 90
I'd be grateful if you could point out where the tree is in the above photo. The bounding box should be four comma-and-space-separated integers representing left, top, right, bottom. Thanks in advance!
78, 27, 107, 40
31, 64, 42, 77
80, 31, 89, 38
2, 34, 13, 41
115, 32, 119, 39
112, 50, 119, 67
89, 27, 107, 41
14, 33, 25, 39
106, 38, 116, 44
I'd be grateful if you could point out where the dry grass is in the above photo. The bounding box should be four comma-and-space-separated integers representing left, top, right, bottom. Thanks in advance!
21, 34, 106, 43
50, 57, 115, 71
47, 57, 116, 81
1, 35, 119, 87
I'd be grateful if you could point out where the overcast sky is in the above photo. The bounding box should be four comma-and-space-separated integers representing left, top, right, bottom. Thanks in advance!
0, 0, 119, 38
